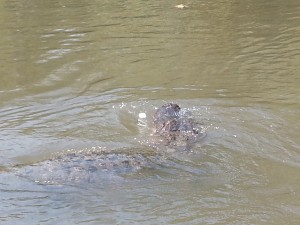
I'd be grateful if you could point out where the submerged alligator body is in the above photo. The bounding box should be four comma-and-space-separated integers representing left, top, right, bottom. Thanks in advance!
14, 103, 203, 184
16, 152, 154, 184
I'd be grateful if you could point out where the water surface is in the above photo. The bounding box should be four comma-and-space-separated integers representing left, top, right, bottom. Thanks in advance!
0, 0, 300, 224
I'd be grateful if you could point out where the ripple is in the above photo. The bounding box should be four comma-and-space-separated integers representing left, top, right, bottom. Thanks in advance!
1, 0, 300, 224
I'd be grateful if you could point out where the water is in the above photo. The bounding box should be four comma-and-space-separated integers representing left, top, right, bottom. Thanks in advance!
0, 0, 300, 224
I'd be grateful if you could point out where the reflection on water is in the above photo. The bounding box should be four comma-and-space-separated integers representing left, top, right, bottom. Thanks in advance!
0, 0, 300, 224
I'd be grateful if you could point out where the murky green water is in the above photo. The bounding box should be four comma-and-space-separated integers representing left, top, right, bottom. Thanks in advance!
1, 0, 300, 224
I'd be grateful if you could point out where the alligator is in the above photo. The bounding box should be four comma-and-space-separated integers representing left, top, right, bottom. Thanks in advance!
15, 151, 155, 184
152, 103, 200, 149
13, 103, 203, 184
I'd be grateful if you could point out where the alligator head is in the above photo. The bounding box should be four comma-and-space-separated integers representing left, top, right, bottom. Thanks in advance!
153, 103, 199, 148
